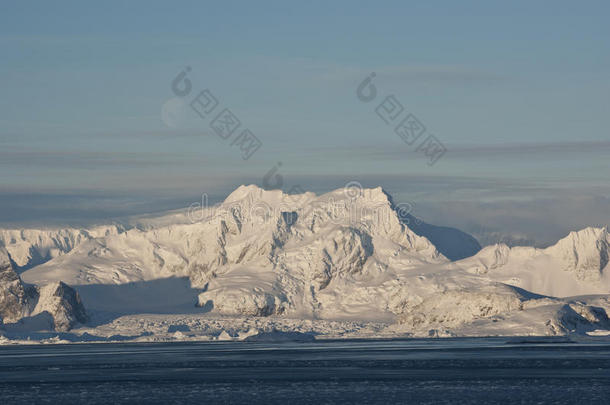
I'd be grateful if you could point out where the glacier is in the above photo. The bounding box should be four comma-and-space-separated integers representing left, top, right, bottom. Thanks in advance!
1, 184, 610, 342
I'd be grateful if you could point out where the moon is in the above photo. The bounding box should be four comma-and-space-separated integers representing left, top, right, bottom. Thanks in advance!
160, 97, 189, 128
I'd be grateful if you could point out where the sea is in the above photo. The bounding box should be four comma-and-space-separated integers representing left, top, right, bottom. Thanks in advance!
1, 336, 610, 404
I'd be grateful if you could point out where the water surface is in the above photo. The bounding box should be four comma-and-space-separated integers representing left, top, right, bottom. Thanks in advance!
1, 337, 610, 404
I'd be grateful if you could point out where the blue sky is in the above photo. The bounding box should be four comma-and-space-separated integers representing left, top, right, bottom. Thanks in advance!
0, 1, 609, 244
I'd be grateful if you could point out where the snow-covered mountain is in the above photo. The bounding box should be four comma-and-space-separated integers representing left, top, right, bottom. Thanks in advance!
16, 186, 446, 318
1, 185, 610, 340
0, 225, 124, 271
455, 227, 610, 297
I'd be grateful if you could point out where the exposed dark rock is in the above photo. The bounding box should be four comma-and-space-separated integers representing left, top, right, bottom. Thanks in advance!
0, 247, 87, 331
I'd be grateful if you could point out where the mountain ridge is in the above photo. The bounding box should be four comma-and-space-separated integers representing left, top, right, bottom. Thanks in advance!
2, 184, 610, 339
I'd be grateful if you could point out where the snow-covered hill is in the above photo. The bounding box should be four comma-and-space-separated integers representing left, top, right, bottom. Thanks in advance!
2, 184, 610, 341
455, 227, 610, 297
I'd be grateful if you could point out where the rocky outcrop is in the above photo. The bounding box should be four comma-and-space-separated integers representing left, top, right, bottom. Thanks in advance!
0, 246, 87, 331
0, 247, 33, 323
30, 282, 88, 331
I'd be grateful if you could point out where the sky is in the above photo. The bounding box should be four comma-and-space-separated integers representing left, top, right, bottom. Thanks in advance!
0, 1, 609, 245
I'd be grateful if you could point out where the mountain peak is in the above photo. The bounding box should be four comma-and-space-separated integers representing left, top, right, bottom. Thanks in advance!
545, 227, 610, 281
551, 227, 609, 248
223, 184, 395, 210
361, 186, 392, 203
225, 184, 275, 202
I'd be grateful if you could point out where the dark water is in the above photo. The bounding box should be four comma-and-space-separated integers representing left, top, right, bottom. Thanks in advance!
2, 337, 610, 404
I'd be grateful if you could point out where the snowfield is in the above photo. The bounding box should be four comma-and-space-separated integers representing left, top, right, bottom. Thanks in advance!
1, 185, 610, 343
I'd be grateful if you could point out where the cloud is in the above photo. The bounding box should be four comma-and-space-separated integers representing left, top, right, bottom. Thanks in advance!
280, 172, 610, 247
252, 57, 506, 87
370, 65, 506, 84
0, 171, 608, 248
300, 140, 610, 162
306, 62, 506, 85
441, 140, 610, 158
0, 149, 189, 169
417, 193, 610, 248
